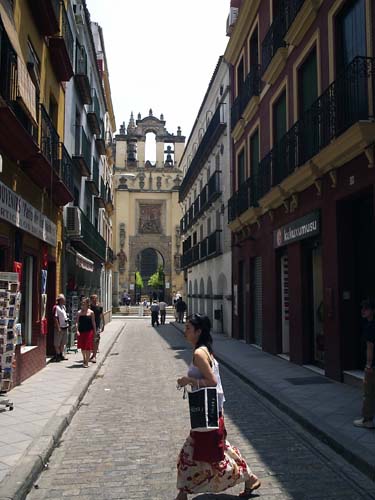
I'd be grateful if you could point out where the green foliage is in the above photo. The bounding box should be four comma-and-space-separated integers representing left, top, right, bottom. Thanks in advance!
135, 271, 144, 288
147, 265, 165, 288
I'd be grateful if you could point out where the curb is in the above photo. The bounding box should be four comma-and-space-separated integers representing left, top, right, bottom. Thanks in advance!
0, 322, 126, 500
171, 322, 375, 482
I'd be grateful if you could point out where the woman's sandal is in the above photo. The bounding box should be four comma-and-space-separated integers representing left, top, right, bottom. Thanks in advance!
239, 479, 261, 497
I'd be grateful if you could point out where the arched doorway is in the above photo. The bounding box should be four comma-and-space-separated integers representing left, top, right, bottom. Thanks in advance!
193, 280, 198, 314
136, 248, 164, 300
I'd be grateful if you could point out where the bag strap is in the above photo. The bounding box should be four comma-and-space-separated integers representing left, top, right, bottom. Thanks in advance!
195, 346, 213, 367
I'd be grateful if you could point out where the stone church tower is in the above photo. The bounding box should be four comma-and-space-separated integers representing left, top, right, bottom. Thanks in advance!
112, 109, 185, 305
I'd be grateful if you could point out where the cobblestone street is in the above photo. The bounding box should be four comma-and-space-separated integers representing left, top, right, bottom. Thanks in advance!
27, 320, 375, 500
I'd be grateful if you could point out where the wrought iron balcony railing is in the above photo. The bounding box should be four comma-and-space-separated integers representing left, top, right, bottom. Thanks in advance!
87, 88, 101, 135
73, 126, 91, 176
57, 143, 74, 197
40, 104, 59, 171
79, 208, 106, 261
181, 230, 222, 269
231, 65, 261, 130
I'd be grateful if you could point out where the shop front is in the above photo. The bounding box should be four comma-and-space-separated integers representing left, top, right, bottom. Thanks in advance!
0, 178, 57, 387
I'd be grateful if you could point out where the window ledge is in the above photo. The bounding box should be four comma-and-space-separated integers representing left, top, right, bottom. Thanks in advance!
20, 345, 38, 354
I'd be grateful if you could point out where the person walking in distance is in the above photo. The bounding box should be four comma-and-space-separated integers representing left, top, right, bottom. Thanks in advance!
53, 294, 69, 362
150, 300, 160, 327
76, 297, 96, 368
176, 297, 187, 323
159, 299, 167, 325
90, 294, 104, 363
175, 314, 261, 499
354, 298, 375, 428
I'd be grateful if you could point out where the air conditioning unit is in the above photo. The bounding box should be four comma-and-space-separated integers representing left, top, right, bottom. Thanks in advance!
74, 4, 85, 25
64, 206, 81, 237
226, 7, 239, 36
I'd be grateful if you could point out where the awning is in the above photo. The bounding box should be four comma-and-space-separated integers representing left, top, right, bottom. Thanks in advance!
76, 251, 94, 273
0, 0, 37, 123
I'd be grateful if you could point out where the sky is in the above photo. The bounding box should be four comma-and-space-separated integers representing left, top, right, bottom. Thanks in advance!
86, 0, 230, 141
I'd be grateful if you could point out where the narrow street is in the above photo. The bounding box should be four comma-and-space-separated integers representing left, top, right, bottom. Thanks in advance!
27, 319, 375, 500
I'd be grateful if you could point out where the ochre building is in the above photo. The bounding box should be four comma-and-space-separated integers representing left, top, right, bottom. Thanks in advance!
113, 110, 185, 305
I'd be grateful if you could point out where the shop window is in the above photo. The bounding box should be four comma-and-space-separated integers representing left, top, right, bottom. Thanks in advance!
0, 247, 7, 271
335, 0, 366, 73
14, 231, 22, 262
237, 149, 246, 188
19, 256, 35, 346
249, 129, 259, 177
273, 90, 287, 146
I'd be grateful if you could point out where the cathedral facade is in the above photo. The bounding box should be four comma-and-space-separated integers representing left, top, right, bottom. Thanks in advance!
112, 110, 185, 305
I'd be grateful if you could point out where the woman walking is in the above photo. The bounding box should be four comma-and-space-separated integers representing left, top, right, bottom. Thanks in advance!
176, 313, 261, 499
76, 297, 96, 368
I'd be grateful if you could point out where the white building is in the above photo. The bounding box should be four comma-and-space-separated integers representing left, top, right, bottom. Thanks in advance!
179, 57, 232, 336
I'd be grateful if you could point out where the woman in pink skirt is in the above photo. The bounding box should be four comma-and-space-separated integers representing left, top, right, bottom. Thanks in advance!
175, 314, 261, 499
76, 297, 96, 368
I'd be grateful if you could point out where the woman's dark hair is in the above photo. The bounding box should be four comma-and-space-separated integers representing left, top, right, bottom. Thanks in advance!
187, 313, 213, 354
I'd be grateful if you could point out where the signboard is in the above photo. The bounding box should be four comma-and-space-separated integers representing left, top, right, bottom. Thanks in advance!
0, 180, 57, 247
274, 211, 320, 249
129, 284, 135, 290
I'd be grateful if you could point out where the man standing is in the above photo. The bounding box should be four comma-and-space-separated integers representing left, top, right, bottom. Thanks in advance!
159, 300, 167, 325
176, 297, 187, 323
53, 294, 69, 362
150, 300, 160, 327
354, 298, 375, 428
90, 294, 104, 363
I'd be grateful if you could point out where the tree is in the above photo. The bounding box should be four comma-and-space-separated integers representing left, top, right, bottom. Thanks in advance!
135, 271, 144, 288
148, 265, 165, 298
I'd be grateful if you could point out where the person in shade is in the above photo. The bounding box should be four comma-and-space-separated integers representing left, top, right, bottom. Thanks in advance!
175, 314, 261, 499
76, 297, 96, 368
150, 300, 160, 327
354, 298, 375, 429
90, 294, 105, 363
53, 294, 69, 362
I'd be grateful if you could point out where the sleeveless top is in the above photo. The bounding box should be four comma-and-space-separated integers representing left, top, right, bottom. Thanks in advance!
188, 347, 226, 411
78, 314, 93, 333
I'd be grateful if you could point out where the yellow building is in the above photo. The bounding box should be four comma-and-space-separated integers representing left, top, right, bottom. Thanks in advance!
113, 110, 185, 305
0, 0, 73, 384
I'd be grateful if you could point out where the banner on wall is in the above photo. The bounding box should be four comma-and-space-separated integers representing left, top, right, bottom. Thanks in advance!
0, 180, 57, 247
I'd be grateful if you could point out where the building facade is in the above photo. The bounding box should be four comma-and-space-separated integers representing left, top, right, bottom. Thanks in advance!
113, 111, 185, 306
63, 0, 115, 325
0, 0, 74, 384
179, 57, 232, 335
226, 0, 375, 381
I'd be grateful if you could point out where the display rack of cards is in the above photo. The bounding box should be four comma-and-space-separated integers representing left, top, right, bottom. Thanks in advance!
66, 293, 79, 353
0, 272, 21, 411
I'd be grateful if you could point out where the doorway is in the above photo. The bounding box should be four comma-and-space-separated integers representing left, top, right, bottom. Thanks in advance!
280, 252, 290, 355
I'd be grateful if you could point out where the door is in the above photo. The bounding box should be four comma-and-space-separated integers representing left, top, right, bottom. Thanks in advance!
280, 253, 290, 354
252, 257, 263, 346
238, 261, 245, 340
312, 245, 324, 365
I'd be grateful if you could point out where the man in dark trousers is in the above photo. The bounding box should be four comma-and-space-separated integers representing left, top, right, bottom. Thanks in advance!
90, 294, 104, 363
176, 297, 187, 323
150, 300, 160, 327
354, 298, 375, 428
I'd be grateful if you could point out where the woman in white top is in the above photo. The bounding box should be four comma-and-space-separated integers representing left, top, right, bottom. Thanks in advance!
175, 313, 261, 499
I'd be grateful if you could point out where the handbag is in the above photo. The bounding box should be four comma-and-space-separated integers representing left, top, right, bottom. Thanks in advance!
188, 386, 219, 432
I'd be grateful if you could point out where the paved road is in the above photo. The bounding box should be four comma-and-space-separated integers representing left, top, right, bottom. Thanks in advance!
27, 320, 375, 500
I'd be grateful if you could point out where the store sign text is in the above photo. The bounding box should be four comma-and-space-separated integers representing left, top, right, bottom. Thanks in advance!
274, 211, 320, 248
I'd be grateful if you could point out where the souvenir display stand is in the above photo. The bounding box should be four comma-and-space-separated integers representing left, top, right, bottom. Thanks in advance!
0, 272, 21, 411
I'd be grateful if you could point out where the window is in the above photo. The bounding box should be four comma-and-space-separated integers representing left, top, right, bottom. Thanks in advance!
145, 132, 156, 165
215, 152, 220, 171
273, 90, 287, 145
249, 129, 259, 176
249, 27, 259, 67
193, 231, 197, 246
207, 217, 211, 235
335, 0, 366, 73
298, 48, 318, 116
237, 149, 246, 187
27, 40, 40, 89
236, 57, 244, 97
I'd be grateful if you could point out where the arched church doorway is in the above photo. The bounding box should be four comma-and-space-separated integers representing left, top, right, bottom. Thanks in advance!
136, 248, 165, 300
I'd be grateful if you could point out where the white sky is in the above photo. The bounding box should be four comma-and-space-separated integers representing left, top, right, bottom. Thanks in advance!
86, 0, 230, 141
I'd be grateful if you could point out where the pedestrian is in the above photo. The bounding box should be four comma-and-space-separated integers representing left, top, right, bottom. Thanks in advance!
150, 300, 160, 327
159, 299, 167, 325
89, 294, 104, 363
354, 298, 375, 428
76, 297, 96, 368
176, 297, 187, 323
122, 291, 127, 306
53, 294, 69, 362
175, 314, 260, 499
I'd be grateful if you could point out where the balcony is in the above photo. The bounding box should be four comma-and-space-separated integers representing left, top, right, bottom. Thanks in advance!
0, 26, 39, 162
106, 246, 114, 264
72, 126, 91, 177
207, 170, 221, 204
179, 104, 226, 201
227, 176, 261, 230
28, 0, 59, 36
95, 120, 106, 155
49, 2, 74, 82
66, 207, 106, 261
181, 230, 222, 269
53, 143, 74, 205
74, 44, 92, 105
86, 158, 99, 195
231, 65, 261, 133
87, 89, 101, 136
95, 178, 106, 208
105, 184, 114, 214
229, 56, 375, 223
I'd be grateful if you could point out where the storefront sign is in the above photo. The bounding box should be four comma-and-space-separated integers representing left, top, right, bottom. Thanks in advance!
76, 252, 94, 272
274, 211, 320, 248
0, 180, 57, 247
